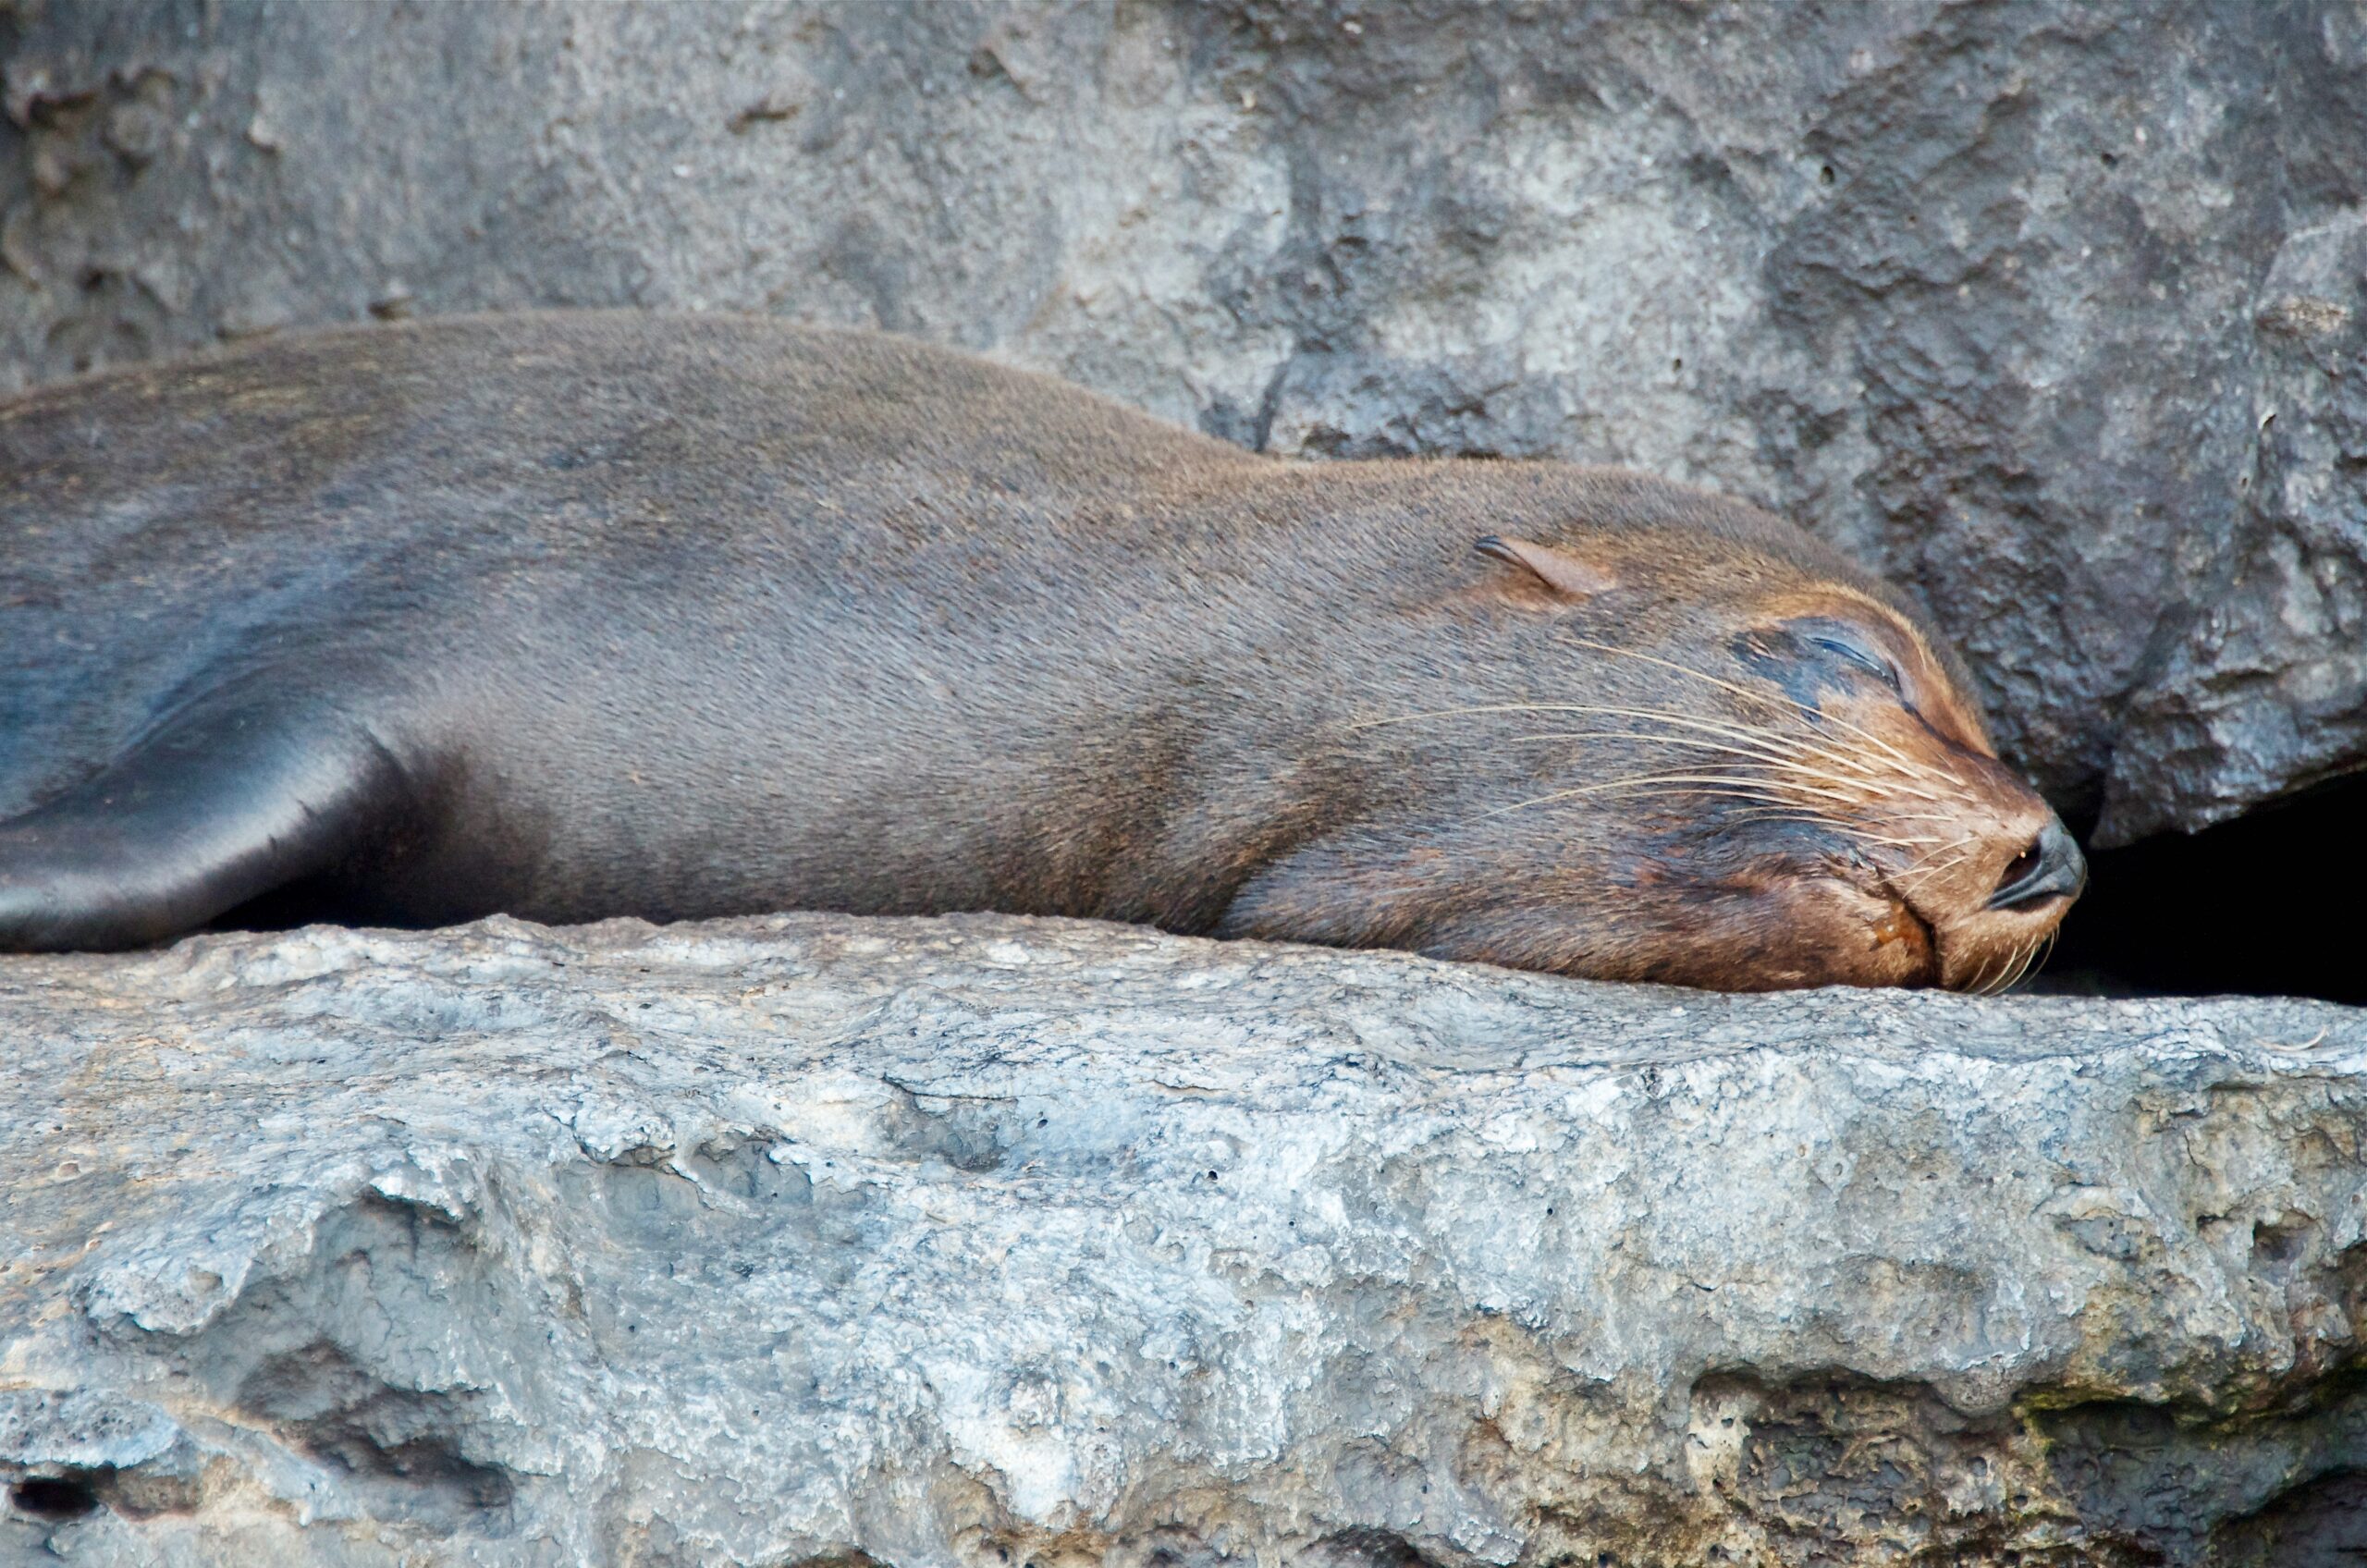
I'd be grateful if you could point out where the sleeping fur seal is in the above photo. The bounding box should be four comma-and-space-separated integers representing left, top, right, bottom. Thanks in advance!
0, 312, 2081, 987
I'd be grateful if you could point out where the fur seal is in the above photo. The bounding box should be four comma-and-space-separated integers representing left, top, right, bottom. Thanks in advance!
0, 312, 2081, 988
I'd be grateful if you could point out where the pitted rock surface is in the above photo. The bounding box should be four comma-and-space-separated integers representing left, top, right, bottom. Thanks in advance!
3, 913, 2365, 1565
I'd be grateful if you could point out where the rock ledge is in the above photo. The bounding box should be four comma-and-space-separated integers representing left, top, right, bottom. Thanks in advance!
5, 913, 2365, 1566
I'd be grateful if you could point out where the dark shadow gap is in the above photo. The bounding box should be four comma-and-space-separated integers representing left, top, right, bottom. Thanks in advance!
10, 1476, 100, 1522
2042, 772, 2367, 1005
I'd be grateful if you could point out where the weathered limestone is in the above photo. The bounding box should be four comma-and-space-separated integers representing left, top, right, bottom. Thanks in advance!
4, 913, 2364, 1564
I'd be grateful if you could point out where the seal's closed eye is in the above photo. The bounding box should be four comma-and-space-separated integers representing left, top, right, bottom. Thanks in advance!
1809, 631, 1904, 693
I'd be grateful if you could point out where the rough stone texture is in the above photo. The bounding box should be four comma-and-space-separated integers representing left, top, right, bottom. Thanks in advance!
4, 912, 2367, 1565
2, 1, 2364, 843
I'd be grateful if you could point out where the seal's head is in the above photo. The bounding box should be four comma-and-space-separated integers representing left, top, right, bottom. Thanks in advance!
1221, 466, 2083, 993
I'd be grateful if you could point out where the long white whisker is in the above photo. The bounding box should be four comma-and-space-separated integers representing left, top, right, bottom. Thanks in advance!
1508, 732, 1894, 792
1561, 637, 1951, 784
2003, 941, 2038, 996
1544, 705, 1910, 783
1376, 702, 1899, 785
1479, 775, 1806, 819
1352, 692, 1960, 819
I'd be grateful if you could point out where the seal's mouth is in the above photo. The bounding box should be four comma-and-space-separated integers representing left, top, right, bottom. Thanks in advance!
1887, 856, 2079, 995
1881, 882, 1945, 987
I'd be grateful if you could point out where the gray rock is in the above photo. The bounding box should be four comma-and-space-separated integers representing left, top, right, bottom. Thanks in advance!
3, 1, 2364, 842
4, 912, 2366, 1564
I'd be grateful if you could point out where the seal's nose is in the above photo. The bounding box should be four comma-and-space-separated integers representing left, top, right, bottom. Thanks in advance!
1988, 818, 2087, 910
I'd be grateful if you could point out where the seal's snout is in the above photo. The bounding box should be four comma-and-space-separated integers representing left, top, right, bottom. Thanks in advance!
1688, 591, 2087, 993
1988, 818, 2086, 910
1895, 774, 2086, 993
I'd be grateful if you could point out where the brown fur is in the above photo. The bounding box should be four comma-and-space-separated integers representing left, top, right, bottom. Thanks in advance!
0, 312, 2079, 983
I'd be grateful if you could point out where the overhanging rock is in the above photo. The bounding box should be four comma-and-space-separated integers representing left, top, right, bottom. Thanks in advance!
4, 913, 2365, 1565
11, 3, 2367, 836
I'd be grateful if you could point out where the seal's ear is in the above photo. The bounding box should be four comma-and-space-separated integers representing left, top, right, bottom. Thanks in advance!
1474, 535, 1619, 599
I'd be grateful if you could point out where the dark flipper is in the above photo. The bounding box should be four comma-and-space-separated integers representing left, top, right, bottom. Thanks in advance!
0, 697, 407, 952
